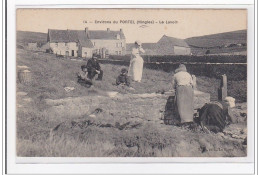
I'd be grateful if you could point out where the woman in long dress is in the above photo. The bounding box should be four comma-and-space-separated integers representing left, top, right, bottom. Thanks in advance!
128, 41, 145, 82
172, 64, 195, 124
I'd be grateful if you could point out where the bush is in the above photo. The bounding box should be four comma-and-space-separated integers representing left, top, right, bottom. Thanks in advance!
142, 55, 247, 63
106, 55, 247, 63
108, 55, 131, 61
98, 60, 247, 81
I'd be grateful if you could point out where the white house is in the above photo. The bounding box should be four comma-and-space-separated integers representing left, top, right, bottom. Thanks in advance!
47, 27, 126, 58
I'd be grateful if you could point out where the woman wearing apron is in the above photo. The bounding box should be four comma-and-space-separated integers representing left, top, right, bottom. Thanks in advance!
128, 41, 145, 82
172, 64, 195, 124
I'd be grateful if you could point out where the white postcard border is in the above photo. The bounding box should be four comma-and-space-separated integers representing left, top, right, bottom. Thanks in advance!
5, 0, 256, 174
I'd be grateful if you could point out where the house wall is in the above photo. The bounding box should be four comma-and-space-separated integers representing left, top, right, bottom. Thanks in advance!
173, 46, 191, 55
49, 42, 78, 57
39, 43, 50, 52
81, 47, 93, 58
155, 45, 175, 55
91, 39, 126, 55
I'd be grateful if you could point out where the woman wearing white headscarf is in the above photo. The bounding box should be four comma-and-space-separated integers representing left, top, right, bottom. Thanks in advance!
172, 64, 195, 124
128, 41, 145, 82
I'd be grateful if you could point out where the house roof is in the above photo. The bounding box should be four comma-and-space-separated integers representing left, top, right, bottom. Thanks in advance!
158, 35, 189, 48
88, 30, 125, 40
48, 29, 125, 47
77, 31, 94, 48
48, 30, 70, 42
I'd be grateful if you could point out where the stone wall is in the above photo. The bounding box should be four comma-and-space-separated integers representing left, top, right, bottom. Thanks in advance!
45, 90, 210, 120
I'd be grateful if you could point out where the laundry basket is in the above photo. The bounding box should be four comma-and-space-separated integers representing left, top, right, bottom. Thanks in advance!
18, 69, 32, 85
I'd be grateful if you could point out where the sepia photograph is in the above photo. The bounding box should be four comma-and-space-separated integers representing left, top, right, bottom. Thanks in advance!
16, 8, 248, 158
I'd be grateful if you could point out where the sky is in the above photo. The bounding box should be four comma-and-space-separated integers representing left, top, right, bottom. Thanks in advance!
16, 9, 247, 43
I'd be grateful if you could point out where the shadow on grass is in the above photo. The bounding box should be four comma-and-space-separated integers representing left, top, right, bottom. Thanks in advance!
163, 96, 181, 125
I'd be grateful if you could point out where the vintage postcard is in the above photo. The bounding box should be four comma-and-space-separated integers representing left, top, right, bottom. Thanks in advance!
16, 8, 248, 158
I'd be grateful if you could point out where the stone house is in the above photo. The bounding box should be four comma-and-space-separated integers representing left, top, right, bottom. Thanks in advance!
126, 35, 191, 56
155, 35, 191, 55
47, 28, 126, 58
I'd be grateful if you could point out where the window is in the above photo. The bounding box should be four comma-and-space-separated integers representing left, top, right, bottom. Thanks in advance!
120, 43, 123, 47
84, 52, 87, 56
119, 51, 121, 55
116, 43, 118, 47
55, 42, 58, 47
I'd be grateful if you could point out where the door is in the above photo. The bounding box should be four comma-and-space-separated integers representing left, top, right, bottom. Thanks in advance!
72, 50, 75, 56
65, 51, 69, 56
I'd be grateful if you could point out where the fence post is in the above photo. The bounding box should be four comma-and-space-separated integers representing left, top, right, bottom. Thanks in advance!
147, 56, 151, 63
218, 74, 227, 101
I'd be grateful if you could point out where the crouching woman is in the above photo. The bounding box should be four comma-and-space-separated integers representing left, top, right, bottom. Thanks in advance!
172, 64, 195, 125
198, 101, 236, 133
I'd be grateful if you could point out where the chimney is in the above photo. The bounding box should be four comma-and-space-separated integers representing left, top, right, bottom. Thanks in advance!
107, 28, 110, 32
120, 28, 123, 33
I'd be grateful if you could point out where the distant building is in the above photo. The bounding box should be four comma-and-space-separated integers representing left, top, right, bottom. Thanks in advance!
155, 35, 191, 55
47, 28, 126, 58
126, 35, 191, 55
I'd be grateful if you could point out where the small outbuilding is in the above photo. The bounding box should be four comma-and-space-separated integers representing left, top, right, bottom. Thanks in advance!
155, 35, 191, 55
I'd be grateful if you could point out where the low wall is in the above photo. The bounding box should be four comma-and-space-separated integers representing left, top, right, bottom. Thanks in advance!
45, 90, 210, 119
98, 59, 247, 81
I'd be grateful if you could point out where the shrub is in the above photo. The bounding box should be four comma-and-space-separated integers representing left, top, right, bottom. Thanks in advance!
106, 55, 247, 63
98, 60, 247, 81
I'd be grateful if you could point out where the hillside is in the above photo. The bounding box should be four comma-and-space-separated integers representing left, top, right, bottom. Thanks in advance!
16, 48, 247, 157
184, 30, 247, 55
17, 31, 47, 45
185, 30, 247, 48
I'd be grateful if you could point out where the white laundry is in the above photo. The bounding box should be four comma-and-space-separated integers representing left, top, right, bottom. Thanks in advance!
64, 87, 75, 92
225, 96, 236, 108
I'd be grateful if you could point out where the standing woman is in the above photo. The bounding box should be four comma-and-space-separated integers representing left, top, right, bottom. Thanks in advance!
128, 41, 145, 82
172, 64, 195, 125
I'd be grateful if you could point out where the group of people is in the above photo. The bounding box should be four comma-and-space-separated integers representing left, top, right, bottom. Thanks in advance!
77, 40, 145, 87
77, 53, 131, 87
77, 40, 235, 133
171, 63, 235, 132
77, 53, 103, 87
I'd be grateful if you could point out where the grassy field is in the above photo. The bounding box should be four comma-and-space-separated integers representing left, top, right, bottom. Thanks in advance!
16, 48, 247, 157
185, 30, 247, 48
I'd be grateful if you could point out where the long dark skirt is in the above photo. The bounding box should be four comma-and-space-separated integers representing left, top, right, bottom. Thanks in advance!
175, 85, 194, 123
198, 103, 227, 133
